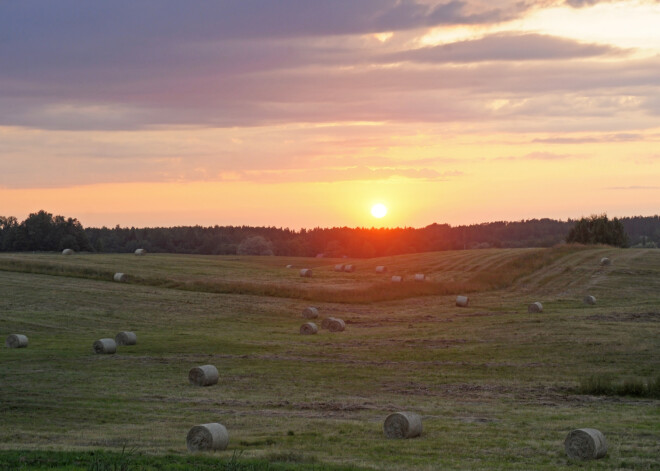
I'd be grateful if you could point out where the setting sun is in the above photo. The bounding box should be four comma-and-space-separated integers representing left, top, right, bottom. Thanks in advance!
371, 203, 388, 218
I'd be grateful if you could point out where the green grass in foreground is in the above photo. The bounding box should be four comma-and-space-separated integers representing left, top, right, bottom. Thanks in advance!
0, 247, 658, 470
0, 450, 366, 471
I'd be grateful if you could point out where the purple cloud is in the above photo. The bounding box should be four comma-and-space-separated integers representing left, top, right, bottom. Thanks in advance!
386, 33, 622, 63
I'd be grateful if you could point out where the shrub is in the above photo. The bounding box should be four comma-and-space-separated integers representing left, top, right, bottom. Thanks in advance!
566, 214, 629, 247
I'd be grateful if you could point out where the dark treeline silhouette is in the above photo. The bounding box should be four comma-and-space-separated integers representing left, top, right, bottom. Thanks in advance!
566, 214, 629, 248
1, 211, 659, 257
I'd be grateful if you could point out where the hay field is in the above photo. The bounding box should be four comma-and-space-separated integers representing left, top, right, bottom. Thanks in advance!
0, 247, 658, 470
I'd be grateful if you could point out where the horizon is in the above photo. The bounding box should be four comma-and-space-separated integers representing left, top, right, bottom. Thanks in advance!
1, 1, 659, 228
5, 207, 659, 233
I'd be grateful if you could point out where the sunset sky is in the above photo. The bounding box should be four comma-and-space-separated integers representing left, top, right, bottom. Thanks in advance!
1, 0, 659, 229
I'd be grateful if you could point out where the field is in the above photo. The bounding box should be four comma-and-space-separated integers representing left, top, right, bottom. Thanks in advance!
1, 246, 658, 470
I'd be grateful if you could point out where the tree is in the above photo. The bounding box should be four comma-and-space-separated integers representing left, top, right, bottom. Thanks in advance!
566, 214, 629, 247
236, 236, 274, 255
0, 216, 19, 251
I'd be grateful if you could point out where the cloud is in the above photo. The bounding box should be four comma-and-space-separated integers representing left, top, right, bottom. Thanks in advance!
532, 133, 644, 144
565, 0, 660, 7
226, 166, 462, 183
385, 33, 622, 63
3, 55, 660, 132
564, 0, 616, 7
0, 1, 659, 135
497, 151, 579, 161
606, 185, 660, 190
0, 1, 536, 47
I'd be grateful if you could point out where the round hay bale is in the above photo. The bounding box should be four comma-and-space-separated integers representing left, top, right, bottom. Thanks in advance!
115, 331, 137, 346
300, 322, 318, 335
334, 264, 344, 272
302, 307, 319, 319
391, 275, 402, 283
414, 273, 425, 281
564, 428, 607, 461
583, 295, 596, 305
186, 423, 229, 452
93, 338, 117, 354
113, 272, 127, 282
62, 248, 74, 255
134, 248, 146, 256
375, 266, 387, 273
327, 318, 346, 332
600, 257, 611, 266
456, 295, 469, 307
344, 264, 355, 272
188, 365, 219, 386
320, 317, 336, 329
528, 302, 543, 313
285, 264, 293, 269
299, 268, 312, 278
6, 334, 28, 348
383, 412, 422, 439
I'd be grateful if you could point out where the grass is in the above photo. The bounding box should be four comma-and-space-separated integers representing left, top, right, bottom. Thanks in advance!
0, 449, 364, 470
0, 247, 659, 470
0, 245, 586, 303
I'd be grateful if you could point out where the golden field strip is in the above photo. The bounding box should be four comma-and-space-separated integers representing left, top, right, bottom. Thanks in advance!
0, 246, 658, 470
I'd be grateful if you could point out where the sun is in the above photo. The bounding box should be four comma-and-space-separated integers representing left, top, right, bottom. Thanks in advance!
371, 203, 388, 218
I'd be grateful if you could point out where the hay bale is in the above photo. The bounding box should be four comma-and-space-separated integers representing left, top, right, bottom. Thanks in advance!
456, 295, 469, 307
414, 274, 425, 281
299, 268, 313, 278
5, 334, 28, 348
391, 275, 402, 283
600, 257, 611, 266
528, 302, 543, 313
134, 248, 146, 255
383, 412, 422, 439
320, 317, 336, 329
327, 318, 346, 332
285, 264, 293, 269
334, 264, 344, 272
564, 428, 607, 461
300, 322, 318, 335
188, 364, 219, 386
302, 307, 319, 319
344, 264, 355, 272
93, 338, 117, 354
583, 295, 596, 305
375, 266, 387, 273
115, 331, 137, 346
186, 423, 229, 452
113, 272, 127, 282
62, 248, 74, 255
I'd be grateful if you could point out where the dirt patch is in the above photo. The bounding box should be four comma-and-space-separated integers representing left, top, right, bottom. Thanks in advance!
585, 312, 660, 322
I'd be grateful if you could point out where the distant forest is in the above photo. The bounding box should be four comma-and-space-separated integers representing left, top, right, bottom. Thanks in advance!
1, 211, 658, 257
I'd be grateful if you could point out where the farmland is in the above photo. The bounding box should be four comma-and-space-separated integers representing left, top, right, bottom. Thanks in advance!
1, 246, 658, 470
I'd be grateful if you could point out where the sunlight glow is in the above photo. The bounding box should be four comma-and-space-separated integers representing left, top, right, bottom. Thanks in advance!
371, 203, 388, 218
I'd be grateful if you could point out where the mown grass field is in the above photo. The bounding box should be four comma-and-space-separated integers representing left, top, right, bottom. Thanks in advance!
1, 246, 658, 470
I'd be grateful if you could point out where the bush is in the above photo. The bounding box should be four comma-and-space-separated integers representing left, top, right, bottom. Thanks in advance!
566, 214, 629, 247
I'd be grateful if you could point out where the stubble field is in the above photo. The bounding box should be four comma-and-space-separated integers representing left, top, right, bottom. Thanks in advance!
0, 246, 658, 470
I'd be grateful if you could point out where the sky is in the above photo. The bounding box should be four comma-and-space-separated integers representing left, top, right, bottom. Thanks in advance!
1, 0, 659, 229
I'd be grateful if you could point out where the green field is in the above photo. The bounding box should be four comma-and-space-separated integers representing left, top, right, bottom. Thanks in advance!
1, 246, 658, 470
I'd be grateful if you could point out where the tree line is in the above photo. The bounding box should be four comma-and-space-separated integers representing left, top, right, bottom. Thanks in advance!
1, 210, 658, 257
